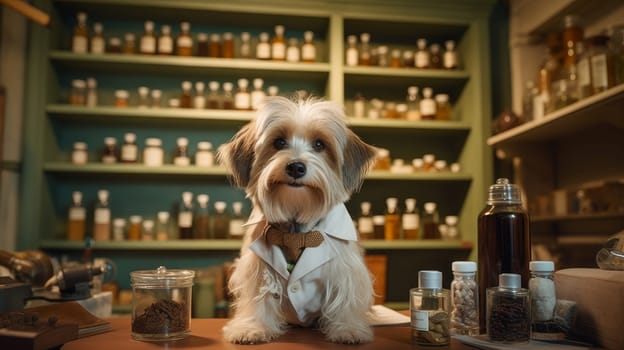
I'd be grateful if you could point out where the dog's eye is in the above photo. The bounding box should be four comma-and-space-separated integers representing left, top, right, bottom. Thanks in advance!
313, 139, 326, 152
273, 138, 287, 150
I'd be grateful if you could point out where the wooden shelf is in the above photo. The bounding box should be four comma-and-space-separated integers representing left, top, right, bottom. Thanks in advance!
531, 212, 624, 223
343, 66, 469, 80
347, 117, 471, 131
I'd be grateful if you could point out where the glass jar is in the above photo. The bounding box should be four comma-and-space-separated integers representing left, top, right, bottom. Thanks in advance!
486, 273, 530, 343
143, 138, 164, 166
410, 270, 450, 346
114, 89, 129, 108
422, 202, 440, 239
415, 38, 430, 69
112, 218, 126, 241
101, 137, 118, 164
131, 266, 194, 341
70, 79, 86, 105
589, 35, 616, 94
72, 142, 88, 164
450, 261, 479, 336
195, 141, 214, 167
345, 35, 358, 66
435, 94, 451, 120
529, 261, 556, 329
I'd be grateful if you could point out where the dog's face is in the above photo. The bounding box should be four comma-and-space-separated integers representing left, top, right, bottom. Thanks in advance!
218, 96, 376, 224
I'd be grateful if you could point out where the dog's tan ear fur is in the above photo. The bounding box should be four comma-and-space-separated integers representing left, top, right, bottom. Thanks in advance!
217, 122, 256, 188
343, 130, 376, 194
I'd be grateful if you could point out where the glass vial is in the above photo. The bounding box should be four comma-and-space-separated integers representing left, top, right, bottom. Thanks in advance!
477, 178, 531, 334
196, 33, 209, 56
420, 87, 436, 120
286, 38, 300, 63
207, 81, 220, 109
529, 261, 556, 330
235, 78, 251, 110
302, 31, 316, 62
180, 81, 192, 108
384, 197, 400, 240
256, 32, 271, 60
212, 201, 229, 239
178, 192, 194, 239
173, 137, 191, 166
222, 82, 234, 109
209, 33, 221, 58
70, 79, 86, 105
410, 270, 450, 346
251, 78, 266, 110
114, 89, 129, 107
372, 215, 385, 239
137, 86, 149, 108
143, 138, 164, 166
193, 194, 211, 239
128, 215, 143, 240
107, 37, 122, 53
90, 22, 105, 54
72, 142, 88, 164
155, 211, 171, 240
123, 33, 136, 54
391, 49, 401, 68
422, 202, 440, 239
195, 141, 214, 167
430, 43, 442, 69
435, 94, 451, 120
271, 25, 286, 61
450, 261, 479, 336
140, 20, 156, 54
402, 198, 420, 239
142, 220, 155, 240
151, 89, 162, 108
72, 12, 88, 53
112, 218, 126, 241
93, 189, 111, 241
415, 38, 430, 69
444, 40, 459, 69
406, 86, 421, 121
443, 215, 459, 240
239, 32, 251, 58
67, 191, 86, 241
228, 202, 245, 239
101, 137, 118, 164
193, 81, 206, 109
157, 25, 173, 55
353, 93, 365, 118
121, 133, 138, 163
267, 85, 279, 97
222, 32, 234, 58
176, 22, 193, 56
486, 273, 530, 343
358, 33, 371, 66
345, 35, 358, 66
357, 201, 374, 240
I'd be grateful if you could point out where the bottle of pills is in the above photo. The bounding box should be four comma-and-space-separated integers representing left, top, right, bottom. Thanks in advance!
143, 138, 164, 166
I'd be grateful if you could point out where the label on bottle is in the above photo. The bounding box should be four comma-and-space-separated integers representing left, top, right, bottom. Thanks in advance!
143, 148, 163, 166
72, 36, 88, 53
94, 208, 110, 224
121, 145, 138, 162
272, 42, 286, 60
195, 152, 214, 167
402, 213, 420, 230
286, 46, 300, 62
194, 96, 206, 109
173, 156, 191, 166
251, 91, 266, 110
591, 54, 608, 89
69, 207, 86, 221
90, 38, 105, 54
415, 52, 429, 68
443, 51, 457, 69
72, 150, 88, 164
140, 37, 156, 53
158, 38, 173, 54
302, 44, 316, 61
419, 99, 436, 117
412, 310, 429, 331
235, 92, 251, 110
257, 43, 271, 59
229, 219, 245, 237
577, 58, 590, 87
346, 49, 358, 66
358, 217, 373, 234
177, 36, 192, 48
178, 212, 193, 227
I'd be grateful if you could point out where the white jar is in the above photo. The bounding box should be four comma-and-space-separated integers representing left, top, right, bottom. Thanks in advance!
143, 138, 164, 166
195, 142, 214, 167
72, 142, 88, 164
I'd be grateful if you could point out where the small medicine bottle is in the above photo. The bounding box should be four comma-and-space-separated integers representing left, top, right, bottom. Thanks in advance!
419, 87, 436, 120
142, 220, 155, 241
107, 37, 122, 53
157, 25, 174, 55
196, 33, 209, 56
180, 81, 193, 108
169, 98, 180, 108
589, 35, 616, 94
435, 94, 452, 120
228, 202, 245, 240
173, 137, 191, 166
178, 192, 194, 239
101, 137, 118, 164
444, 215, 459, 240
430, 43, 442, 69
444, 40, 459, 69
390, 49, 401, 68
193, 194, 211, 239
195, 141, 214, 167
155, 211, 171, 240
302, 31, 317, 62
150, 89, 162, 108
222, 32, 234, 58
67, 191, 86, 241
412, 158, 424, 172
402, 198, 420, 239
112, 218, 126, 241
422, 202, 440, 239
486, 273, 530, 343
123, 33, 136, 54
353, 93, 365, 118
251, 78, 266, 110
72, 12, 88, 53
70, 79, 86, 105
194, 81, 206, 109
271, 25, 287, 61
86, 78, 98, 107
256, 32, 271, 60
239, 32, 252, 58
140, 20, 156, 54
402, 50, 415, 68
415, 38, 430, 69
406, 86, 421, 121
359, 33, 371, 66
235, 78, 251, 110
384, 197, 400, 240
93, 189, 111, 241
121, 133, 138, 163
176, 22, 193, 56
410, 270, 450, 346
267, 85, 279, 97
450, 261, 479, 336
368, 98, 382, 118
357, 201, 374, 240
345, 35, 358, 66
377, 45, 389, 67
137, 86, 149, 108
372, 215, 385, 239
286, 38, 300, 63
422, 153, 435, 171
207, 81, 221, 109
143, 138, 164, 166
222, 82, 234, 109
529, 261, 556, 329
72, 142, 88, 164
209, 33, 221, 58
395, 103, 408, 120
212, 201, 229, 239
90, 22, 105, 54
128, 215, 143, 240
114, 89, 129, 108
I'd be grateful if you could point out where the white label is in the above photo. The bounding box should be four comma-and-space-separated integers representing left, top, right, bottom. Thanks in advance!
415, 52, 429, 68
272, 42, 286, 60
286, 46, 300, 62
140, 37, 156, 53
251, 91, 266, 110
90, 38, 105, 54
346, 49, 358, 66
591, 54, 608, 89
302, 44, 316, 61
195, 152, 214, 167
358, 217, 373, 234
402, 213, 420, 230
158, 38, 173, 54
121, 145, 138, 162
235, 92, 251, 110
95, 208, 110, 224
72, 150, 88, 164
443, 52, 457, 68
173, 156, 191, 166
577, 58, 590, 87
194, 96, 206, 109
256, 43, 271, 59
69, 207, 86, 221
419, 99, 436, 116
178, 212, 193, 228
229, 219, 245, 236
143, 148, 163, 166
72, 36, 88, 53
177, 36, 192, 48
412, 310, 429, 331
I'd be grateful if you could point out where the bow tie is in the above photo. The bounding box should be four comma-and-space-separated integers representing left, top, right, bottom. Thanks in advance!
261, 221, 324, 263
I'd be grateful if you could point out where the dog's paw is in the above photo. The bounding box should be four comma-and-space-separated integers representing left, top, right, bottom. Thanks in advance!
222, 321, 282, 344
325, 325, 373, 344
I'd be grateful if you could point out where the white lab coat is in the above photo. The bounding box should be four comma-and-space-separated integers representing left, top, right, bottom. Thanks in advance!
246, 203, 359, 326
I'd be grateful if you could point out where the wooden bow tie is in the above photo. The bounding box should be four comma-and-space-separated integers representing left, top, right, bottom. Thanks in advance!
262, 222, 324, 263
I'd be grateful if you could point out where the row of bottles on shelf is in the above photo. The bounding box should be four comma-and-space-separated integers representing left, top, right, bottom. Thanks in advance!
72, 134, 216, 167
72, 12, 318, 62
521, 15, 624, 122
372, 149, 461, 174
349, 86, 452, 121
67, 190, 247, 241
345, 33, 460, 70
356, 198, 461, 240
69, 77, 279, 110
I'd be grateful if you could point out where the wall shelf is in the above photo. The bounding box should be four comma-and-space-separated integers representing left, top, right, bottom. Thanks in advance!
531, 212, 624, 223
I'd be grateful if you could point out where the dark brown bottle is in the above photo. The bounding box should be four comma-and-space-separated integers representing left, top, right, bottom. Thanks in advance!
477, 178, 531, 334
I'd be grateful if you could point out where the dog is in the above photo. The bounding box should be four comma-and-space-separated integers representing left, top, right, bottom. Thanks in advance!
217, 96, 377, 344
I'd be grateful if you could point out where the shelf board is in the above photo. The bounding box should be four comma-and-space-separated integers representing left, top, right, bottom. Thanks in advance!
347, 117, 470, 131
366, 170, 471, 181
532, 212, 624, 223
1, 160, 21, 172
487, 84, 624, 150
38, 239, 472, 251
343, 66, 469, 80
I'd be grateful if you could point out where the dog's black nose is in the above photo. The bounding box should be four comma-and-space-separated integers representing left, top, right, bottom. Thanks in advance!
286, 161, 306, 179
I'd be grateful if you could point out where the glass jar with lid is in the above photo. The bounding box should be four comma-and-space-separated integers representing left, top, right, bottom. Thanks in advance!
143, 138, 164, 166
131, 266, 195, 341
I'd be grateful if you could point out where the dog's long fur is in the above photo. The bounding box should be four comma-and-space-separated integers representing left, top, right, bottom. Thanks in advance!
218, 96, 377, 344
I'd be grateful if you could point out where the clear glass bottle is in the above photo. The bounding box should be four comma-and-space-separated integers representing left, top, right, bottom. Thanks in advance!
107, 37, 122, 53
209, 33, 221, 58
234, 78, 251, 110
390, 49, 402, 68
435, 94, 451, 120
151, 89, 162, 108
212, 201, 229, 239
535, 47, 560, 119
384, 197, 400, 240
195, 141, 214, 167
72, 142, 88, 164
70, 79, 86, 105
86, 77, 98, 107
410, 270, 450, 346
345, 35, 358, 66
353, 93, 365, 118
178, 192, 194, 239
114, 89, 129, 107
372, 215, 385, 239
123, 33, 136, 54
228, 202, 245, 239
402, 198, 420, 239
256, 32, 271, 60
128, 215, 142, 240
90, 22, 105, 54
358, 33, 371, 66
271, 25, 286, 61
196, 33, 209, 56
589, 34, 616, 94
93, 189, 111, 241
302, 31, 316, 62
72, 12, 88, 53
143, 138, 164, 166
377, 45, 389, 67
157, 25, 173, 55
137, 86, 149, 108
222, 32, 234, 58
207, 81, 221, 109
443, 40, 459, 69
173, 137, 191, 166
222, 82, 234, 109
444, 215, 459, 240
239, 32, 252, 58
286, 38, 300, 63
193, 194, 211, 239
67, 191, 86, 241
486, 273, 530, 343
101, 137, 118, 164
521, 80, 537, 122
155, 211, 171, 240
357, 201, 374, 240
251, 78, 266, 110
194, 81, 206, 109
180, 81, 192, 108
406, 86, 421, 121
576, 39, 593, 99
419, 87, 436, 120
112, 218, 126, 241
430, 43, 442, 69
450, 261, 479, 336
562, 15, 584, 71
529, 261, 556, 329
422, 202, 440, 239
142, 220, 155, 241
139, 20, 156, 54
403, 50, 415, 68
176, 22, 193, 56
415, 38, 430, 69
422, 154, 435, 172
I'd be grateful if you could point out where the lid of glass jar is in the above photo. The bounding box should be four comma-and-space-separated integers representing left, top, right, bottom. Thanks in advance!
130, 265, 195, 287
487, 178, 522, 205
529, 260, 555, 272
418, 270, 442, 289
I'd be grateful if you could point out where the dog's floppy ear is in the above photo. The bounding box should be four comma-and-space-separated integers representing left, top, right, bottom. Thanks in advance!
217, 122, 256, 188
343, 130, 377, 194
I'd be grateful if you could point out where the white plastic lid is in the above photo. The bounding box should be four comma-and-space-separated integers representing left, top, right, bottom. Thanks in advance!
124, 33, 135, 41
430, 43, 441, 53
259, 32, 269, 41
115, 89, 129, 99
138, 86, 149, 96
407, 86, 418, 95
104, 137, 116, 145
209, 81, 220, 91
157, 211, 170, 222
98, 189, 109, 202
253, 78, 264, 89
417, 38, 427, 48
450, 162, 461, 173
241, 32, 250, 40
145, 138, 162, 147
143, 219, 154, 230
223, 32, 233, 40
304, 30, 313, 41
197, 194, 209, 206
195, 81, 205, 91
434, 160, 447, 170
109, 37, 122, 46
422, 87, 433, 98
530, 261, 555, 272
452, 261, 476, 273
386, 197, 398, 210
392, 159, 404, 167
347, 35, 357, 44
403, 50, 414, 58
288, 38, 298, 45
210, 33, 221, 41
182, 191, 193, 204
215, 201, 227, 212
113, 218, 126, 227
124, 133, 136, 143
177, 137, 188, 147
86, 78, 97, 88
372, 215, 385, 224
377, 148, 390, 158
360, 33, 370, 43
77, 12, 87, 22
423, 154, 435, 162
377, 45, 388, 54
72, 79, 86, 88
405, 198, 416, 211
73, 142, 87, 150
412, 158, 424, 168
161, 25, 171, 35
396, 104, 408, 113
424, 202, 436, 213
151, 89, 162, 98
445, 215, 458, 226
418, 270, 442, 289
274, 25, 285, 35
222, 82, 233, 91
197, 141, 212, 150
72, 191, 83, 204
360, 201, 371, 214
144, 20, 154, 31
238, 78, 249, 89
129, 215, 142, 224
445, 40, 455, 50
180, 22, 190, 31
197, 33, 208, 41
181, 81, 192, 91
499, 273, 521, 289
267, 86, 279, 96
435, 94, 449, 103
233, 201, 243, 213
